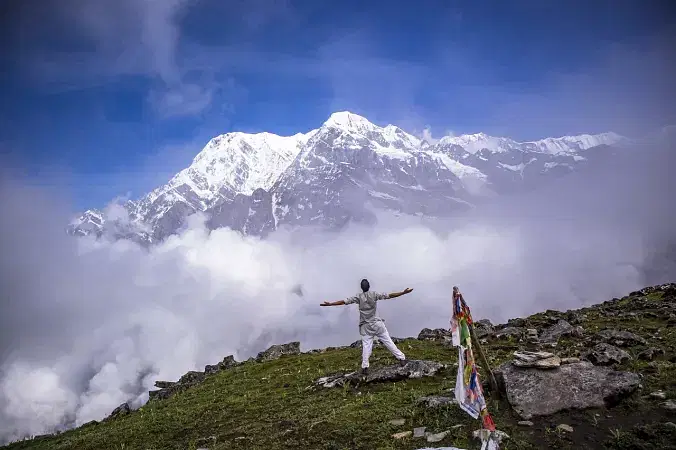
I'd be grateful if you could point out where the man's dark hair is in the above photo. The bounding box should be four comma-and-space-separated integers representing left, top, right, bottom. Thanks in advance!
360, 278, 370, 292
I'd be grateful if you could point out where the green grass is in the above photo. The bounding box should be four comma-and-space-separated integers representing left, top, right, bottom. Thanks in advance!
3, 285, 675, 450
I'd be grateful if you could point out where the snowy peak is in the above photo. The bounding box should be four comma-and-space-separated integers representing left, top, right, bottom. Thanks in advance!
323, 111, 376, 132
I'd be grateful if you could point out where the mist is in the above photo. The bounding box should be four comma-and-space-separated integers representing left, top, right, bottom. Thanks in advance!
1, 138, 675, 443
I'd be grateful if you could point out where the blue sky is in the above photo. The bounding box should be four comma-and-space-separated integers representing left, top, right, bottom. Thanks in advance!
1, 0, 674, 211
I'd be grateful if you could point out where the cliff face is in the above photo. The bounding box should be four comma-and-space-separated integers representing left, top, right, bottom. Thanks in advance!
3, 283, 676, 450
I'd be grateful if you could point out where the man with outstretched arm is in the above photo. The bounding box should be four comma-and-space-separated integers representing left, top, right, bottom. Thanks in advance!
321, 278, 413, 375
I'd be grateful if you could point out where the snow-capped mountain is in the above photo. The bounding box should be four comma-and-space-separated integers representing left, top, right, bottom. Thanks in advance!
68, 111, 628, 243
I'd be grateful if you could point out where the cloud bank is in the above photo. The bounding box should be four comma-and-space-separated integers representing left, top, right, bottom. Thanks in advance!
1, 137, 675, 443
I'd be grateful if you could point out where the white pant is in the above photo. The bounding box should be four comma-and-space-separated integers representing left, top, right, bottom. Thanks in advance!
361, 326, 406, 368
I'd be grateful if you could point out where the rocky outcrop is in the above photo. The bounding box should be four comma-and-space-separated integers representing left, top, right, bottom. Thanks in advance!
495, 360, 640, 419
104, 402, 131, 421
256, 341, 301, 362
313, 360, 446, 388
474, 319, 495, 338
417, 328, 451, 341
205, 355, 240, 374
494, 327, 524, 339
638, 347, 665, 361
582, 343, 632, 366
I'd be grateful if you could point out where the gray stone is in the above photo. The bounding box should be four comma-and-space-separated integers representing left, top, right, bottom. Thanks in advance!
650, 391, 667, 400
416, 396, 456, 408
561, 357, 581, 364
582, 343, 631, 366
389, 419, 406, 426
392, 430, 411, 439
637, 347, 665, 361
662, 400, 676, 411
414, 427, 427, 438
418, 328, 451, 341
495, 327, 524, 339
105, 402, 131, 421
518, 421, 534, 427
205, 355, 239, 374
494, 360, 640, 420
426, 430, 450, 443
513, 351, 561, 369
595, 329, 647, 347
556, 424, 574, 433
314, 360, 446, 388
539, 320, 582, 343
474, 319, 495, 338
256, 342, 301, 362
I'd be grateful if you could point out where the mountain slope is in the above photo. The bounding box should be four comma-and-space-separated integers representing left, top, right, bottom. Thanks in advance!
3, 283, 675, 449
68, 112, 628, 243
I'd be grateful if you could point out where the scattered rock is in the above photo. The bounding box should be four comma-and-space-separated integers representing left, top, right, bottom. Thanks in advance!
662, 400, 676, 411
205, 355, 239, 374
474, 319, 495, 338
389, 419, 406, 426
495, 327, 524, 339
513, 351, 561, 369
314, 360, 446, 388
638, 347, 666, 361
582, 343, 632, 366
416, 396, 455, 408
540, 320, 581, 343
518, 421, 534, 427
561, 357, 581, 364
414, 427, 427, 438
595, 329, 647, 347
426, 430, 450, 443
556, 424, 574, 433
256, 342, 301, 362
105, 402, 131, 421
179, 371, 206, 384
650, 391, 667, 400
494, 360, 640, 420
472, 429, 509, 444
392, 430, 411, 439
417, 328, 451, 341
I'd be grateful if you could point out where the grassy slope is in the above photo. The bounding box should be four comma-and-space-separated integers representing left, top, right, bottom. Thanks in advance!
4, 287, 676, 450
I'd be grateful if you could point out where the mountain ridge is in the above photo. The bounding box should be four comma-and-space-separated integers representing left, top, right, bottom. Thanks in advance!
68, 111, 629, 244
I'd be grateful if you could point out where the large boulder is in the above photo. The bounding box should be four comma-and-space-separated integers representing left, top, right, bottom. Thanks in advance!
539, 319, 583, 343
595, 329, 647, 347
495, 360, 640, 419
205, 355, 239, 374
417, 328, 451, 341
256, 342, 301, 362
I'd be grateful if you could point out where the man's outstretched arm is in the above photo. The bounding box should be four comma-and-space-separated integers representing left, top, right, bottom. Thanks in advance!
383, 287, 413, 300
320, 300, 346, 306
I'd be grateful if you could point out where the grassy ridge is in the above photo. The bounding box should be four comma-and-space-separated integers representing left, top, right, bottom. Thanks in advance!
3, 286, 676, 450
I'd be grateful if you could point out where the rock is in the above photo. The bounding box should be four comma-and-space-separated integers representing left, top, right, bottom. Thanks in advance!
414, 427, 427, 438
494, 360, 640, 420
556, 424, 574, 433
472, 429, 509, 444
495, 327, 524, 339
474, 319, 495, 338
507, 317, 527, 328
518, 421, 534, 427
178, 371, 206, 384
154, 380, 176, 389
418, 328, 451, 341
205, 355, 239, 374
105, 402, 131, 421
513, 351, 561, 369
256, 342, 301, 362
582, 343, 632, 366
650, 390, 667, 400
389, 419, 406, 426
662, 400, 676, 411
665, 422, 676, 430
638, 347, 665, 361
314, 360, 446, 388
526, 328, 539, 343
595, 329, 647, 347
426, 430, 450, 443
416, 396, 455, 408
392, 431, 411, 439
539, 320, 581, 343
561, 357, 581, 364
